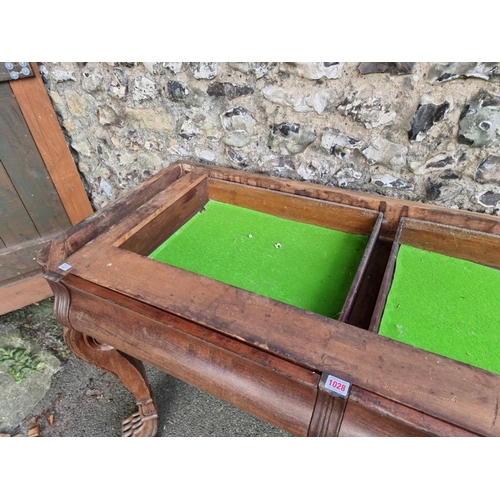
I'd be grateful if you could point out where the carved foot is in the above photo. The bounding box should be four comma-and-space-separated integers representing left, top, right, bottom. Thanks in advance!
122, 398, 158, 437
63, 328, 158, 437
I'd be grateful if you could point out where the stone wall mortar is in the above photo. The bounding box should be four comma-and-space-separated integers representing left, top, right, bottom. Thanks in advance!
39, 62, 500, 214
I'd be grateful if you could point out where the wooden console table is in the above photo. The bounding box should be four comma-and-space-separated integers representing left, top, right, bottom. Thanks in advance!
38, 161, 500, 436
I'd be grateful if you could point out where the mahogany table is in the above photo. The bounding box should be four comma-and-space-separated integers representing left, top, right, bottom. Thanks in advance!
38, 161, 500, 436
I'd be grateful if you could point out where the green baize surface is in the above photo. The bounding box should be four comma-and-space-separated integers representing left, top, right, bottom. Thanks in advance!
379, 244, 500, 374
149, 200, 368, 319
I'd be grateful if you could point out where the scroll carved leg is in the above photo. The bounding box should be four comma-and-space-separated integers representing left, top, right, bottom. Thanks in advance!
63, 328, 158, 437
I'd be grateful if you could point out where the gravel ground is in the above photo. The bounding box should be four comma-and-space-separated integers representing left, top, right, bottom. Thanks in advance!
0, 298, 289, 437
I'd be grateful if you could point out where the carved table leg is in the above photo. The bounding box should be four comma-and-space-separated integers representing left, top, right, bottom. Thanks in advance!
64, 328, 158, 437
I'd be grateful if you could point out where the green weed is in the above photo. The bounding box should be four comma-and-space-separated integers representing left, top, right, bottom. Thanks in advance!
0, 347, 45, 383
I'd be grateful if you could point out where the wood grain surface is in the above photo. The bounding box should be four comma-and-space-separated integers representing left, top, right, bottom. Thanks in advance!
9, 64, 93, 225
40, 162, 500, 436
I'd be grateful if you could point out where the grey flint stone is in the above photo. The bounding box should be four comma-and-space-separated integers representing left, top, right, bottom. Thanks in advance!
432, 62, 500, 83
221, 107, 256, 147
269, 123, 316, 155
475, 155, 500, 184
409, 101, 449, 141
280, 62, 341, 80
358, 63, 415, 75
459, 92, 500, 147
478, 191, 500, 207
190, 62, 217, 79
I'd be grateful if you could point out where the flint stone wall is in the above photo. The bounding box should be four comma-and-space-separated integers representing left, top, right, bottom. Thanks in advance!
39, 62, 500, 214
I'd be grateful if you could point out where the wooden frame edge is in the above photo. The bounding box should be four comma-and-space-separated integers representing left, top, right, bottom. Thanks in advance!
181, 162, 500, 237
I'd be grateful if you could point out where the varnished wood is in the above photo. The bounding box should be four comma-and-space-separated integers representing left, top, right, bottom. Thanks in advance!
340, 398, 431, 437
67, 284, 318, 436
67, 273, 321, 388
345, 238, 392, 329
39, 163, 185, 273
339, 212, 383, 322
43, 270, 72, 328
44, 267, 158, 436
399, 217, 500, 269
208, 178, 378, 236
343, 386, 477, 437
9, 64, 93, 225
62, 279, 471, 438
118, 172, 209, 255
308, 373, 351, 436
369, 222, 405, 333
64, 242, 500, 436
185, 162, 500, 238
308, 390, 348, 436
39, 161, 500, 436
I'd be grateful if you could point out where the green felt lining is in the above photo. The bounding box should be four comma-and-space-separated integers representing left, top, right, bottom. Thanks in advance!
149, 200, 368, 318
379, 244, 500, 375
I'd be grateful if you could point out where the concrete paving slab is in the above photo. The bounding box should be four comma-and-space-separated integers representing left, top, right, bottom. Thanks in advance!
0, 329, 61, 431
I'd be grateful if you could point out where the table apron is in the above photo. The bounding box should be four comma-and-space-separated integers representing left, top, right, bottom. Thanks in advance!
67, 286, 321, 436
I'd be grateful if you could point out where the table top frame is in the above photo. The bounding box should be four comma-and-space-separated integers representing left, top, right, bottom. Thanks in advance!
38, 161, 500, 436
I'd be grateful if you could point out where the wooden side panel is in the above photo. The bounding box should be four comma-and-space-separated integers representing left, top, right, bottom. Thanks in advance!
64, 276, 472, 437
400, 217, 500, 269
9, 64, 93, 225
341, 386, 477, 437
119, 178, 208, 256
186, 162, 500, 238
346, 238, 393, 330
66, 273, 321, 387
339, 212, 383, 323
0, 159, 40, 246
0, 82, 71, 235
209, 179, 377, 236
103, 170, 209, 249
368, 238, 400, 333
340, 399, 431, 437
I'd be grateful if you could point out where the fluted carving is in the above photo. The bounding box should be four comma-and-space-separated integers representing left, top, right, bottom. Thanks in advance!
44, 271, 72, 329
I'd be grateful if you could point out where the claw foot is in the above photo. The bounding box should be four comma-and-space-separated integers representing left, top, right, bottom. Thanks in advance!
122, 398, 158, 437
